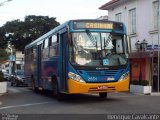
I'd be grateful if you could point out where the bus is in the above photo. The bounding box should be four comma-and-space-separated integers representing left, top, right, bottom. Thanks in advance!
24, 19, 130, 99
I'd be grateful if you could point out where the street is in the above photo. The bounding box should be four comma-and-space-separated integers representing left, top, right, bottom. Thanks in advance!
0, 83, 160, 120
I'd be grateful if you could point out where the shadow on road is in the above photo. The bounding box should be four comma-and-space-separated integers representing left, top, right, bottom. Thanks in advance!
32, 89, 124, 104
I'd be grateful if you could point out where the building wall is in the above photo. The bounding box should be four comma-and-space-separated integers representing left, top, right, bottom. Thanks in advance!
7, 51, 24, 75
131, 58, 147, 81
101, 0, 160, 89
15, 51, 24, 71
107, 0, 158, 52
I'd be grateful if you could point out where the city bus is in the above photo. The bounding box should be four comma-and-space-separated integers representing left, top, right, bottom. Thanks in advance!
24, 19, 130, 99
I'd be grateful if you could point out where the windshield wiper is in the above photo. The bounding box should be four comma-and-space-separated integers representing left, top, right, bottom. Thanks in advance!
86, 29, 97, 48
104, 34, 112, 48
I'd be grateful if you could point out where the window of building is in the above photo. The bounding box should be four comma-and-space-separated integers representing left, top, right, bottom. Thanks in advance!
153, 1, 158, 30
129, 8, 136, 34
16, 64, 21, 70
115, 13, 122, 22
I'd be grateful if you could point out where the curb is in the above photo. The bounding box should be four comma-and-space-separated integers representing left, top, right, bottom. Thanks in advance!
0, 91, 8, 96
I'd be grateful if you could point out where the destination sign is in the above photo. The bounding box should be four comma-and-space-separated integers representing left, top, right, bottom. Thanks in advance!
73, 21, 113, 29
86, 22, 113, 29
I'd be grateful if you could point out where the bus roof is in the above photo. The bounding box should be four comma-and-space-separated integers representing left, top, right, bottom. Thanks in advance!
25, 19, 125, 49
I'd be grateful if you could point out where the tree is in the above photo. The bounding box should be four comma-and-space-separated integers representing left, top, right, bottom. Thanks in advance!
0, 15, 60, 51
0, 49, 8, 62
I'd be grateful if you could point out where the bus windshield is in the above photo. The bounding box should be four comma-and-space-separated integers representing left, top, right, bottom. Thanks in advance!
69, 31, 128, 67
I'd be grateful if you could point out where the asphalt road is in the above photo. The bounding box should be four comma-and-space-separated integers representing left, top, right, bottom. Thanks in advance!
0, 83, 160, 120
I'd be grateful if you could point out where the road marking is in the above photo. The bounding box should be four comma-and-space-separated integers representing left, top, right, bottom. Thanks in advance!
0, 101, 51, 110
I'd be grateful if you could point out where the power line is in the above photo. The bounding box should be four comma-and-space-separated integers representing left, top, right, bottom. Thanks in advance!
0, 0, 12, 6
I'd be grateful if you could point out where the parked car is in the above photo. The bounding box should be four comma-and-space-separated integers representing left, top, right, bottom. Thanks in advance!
10, 70, 27, 86
3, 72, 10, 81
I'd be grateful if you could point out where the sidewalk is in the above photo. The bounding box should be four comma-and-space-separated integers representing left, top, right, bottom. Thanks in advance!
151, 92, 160, 96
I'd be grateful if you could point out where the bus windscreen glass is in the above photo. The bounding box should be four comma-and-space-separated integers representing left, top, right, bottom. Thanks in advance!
69, 32, 128, 67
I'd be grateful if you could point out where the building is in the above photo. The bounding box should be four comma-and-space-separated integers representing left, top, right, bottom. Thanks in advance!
15, 51, 24, 71
99, 0, 160, 92
97, 15, 108, 20
0, 61, 9, 73
6, 51, 24, 75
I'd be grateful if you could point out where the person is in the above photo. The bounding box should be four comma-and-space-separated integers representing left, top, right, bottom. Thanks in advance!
103, 48, 122, 66
102, 49, 111, 66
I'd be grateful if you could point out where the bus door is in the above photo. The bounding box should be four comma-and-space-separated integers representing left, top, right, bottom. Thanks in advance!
37, 44, 42, 87
59, 32, 69, 92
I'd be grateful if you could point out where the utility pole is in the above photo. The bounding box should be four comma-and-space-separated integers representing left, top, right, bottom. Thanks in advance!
158, 0, 160, 92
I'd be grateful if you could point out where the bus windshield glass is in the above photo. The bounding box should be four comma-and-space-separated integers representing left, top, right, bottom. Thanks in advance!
69, 31, 128, 67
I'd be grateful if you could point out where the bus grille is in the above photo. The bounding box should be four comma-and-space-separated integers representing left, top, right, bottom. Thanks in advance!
77, 69, 125, 83
85, 70, 123, 77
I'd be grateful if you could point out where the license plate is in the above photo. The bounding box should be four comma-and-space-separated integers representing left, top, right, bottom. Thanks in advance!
97, 85, 107, 90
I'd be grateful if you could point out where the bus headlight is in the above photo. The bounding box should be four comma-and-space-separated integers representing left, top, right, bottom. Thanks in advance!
68, 72, 85, 83
119, 71, 129, 81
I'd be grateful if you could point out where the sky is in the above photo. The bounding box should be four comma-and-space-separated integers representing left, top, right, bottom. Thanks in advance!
0, 0, 109, 27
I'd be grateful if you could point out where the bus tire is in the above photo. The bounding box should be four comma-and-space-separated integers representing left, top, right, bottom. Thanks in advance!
52, 78, 65, 101
52, 76, 58, 96
99, 92, 107, 98
31, 75, 37, 92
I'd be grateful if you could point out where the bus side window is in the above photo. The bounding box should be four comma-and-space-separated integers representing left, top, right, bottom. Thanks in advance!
42, 40, 45, 49
33, 47, 36, 61
49, 34, 59, 57
116, 39, 123, 54
52, 35, 57, 44
44, 38, 49, 49
42, 38, 49, 59
49, 36, 52, 47
48, 36, 52, 58
30, 47, 33, 60
56, 33, 59, 55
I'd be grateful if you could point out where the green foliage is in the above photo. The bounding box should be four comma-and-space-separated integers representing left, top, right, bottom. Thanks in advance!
0, 71, 4, 82
131, 80, 139, 85
0, 15, 60, 51
131, 79, 149, 86
141, 80, 149, 86
0, 49, 8, 62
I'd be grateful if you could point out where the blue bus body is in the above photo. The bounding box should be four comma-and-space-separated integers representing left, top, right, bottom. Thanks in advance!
24, 19, 130, 98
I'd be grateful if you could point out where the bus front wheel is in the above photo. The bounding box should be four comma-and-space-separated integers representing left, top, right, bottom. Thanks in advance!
99, 92, 107, 98
52, 80, 65, 101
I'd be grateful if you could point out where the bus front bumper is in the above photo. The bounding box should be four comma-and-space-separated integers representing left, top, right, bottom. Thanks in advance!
68, 77, 130, 94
